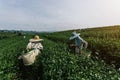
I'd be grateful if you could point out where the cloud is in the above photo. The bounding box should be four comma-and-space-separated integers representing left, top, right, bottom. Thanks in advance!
0, 0, 120, 31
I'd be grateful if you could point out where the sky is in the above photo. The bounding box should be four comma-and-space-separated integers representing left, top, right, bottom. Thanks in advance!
0, 0, 120, 31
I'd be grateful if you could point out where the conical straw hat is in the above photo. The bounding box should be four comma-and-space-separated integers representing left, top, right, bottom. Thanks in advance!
29, 35, 43, 42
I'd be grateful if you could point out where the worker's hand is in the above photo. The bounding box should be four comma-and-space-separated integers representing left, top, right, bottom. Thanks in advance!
26, 48, 29, 52
70, 44, 74, 47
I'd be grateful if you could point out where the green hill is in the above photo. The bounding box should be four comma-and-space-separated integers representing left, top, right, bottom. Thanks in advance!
0, 26, 120, 80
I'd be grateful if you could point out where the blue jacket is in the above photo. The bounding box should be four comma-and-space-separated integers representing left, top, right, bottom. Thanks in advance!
74, 36, 84, 46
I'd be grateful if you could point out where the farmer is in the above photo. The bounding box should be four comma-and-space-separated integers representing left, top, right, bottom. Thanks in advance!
18, 35, 43, 66
23, 35, 26, 39
69, 31, 88, 54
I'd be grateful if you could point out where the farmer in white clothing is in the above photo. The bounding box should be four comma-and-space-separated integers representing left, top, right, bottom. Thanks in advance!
18, 35, 43, 66
69, 31, 88, 54
26, 35, 43, 55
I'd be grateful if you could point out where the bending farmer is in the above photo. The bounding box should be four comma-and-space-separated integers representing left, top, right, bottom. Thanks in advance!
18, 35, 43, 66
69, 31, 88, 54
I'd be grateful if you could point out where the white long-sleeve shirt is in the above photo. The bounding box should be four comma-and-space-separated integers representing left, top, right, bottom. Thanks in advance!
26, 42, 43, 50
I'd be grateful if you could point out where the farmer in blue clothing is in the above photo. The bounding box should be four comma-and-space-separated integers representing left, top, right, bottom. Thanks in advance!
69, 31, 88, 53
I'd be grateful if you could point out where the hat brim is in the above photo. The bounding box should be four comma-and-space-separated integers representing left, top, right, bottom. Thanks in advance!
70, 33, 80, 40
29, 39, 43, 42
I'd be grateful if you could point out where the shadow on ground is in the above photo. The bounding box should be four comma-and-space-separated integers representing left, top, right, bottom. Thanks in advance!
17, 58, 43, 80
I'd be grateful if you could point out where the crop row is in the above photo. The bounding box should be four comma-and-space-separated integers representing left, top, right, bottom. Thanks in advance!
38, 37, 120, 80
0, 36, 31, 80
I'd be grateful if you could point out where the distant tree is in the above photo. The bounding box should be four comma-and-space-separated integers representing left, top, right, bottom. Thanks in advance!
18, 32, 22, 36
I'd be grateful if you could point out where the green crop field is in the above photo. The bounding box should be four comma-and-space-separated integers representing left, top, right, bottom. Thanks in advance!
0, 26, 120, 80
